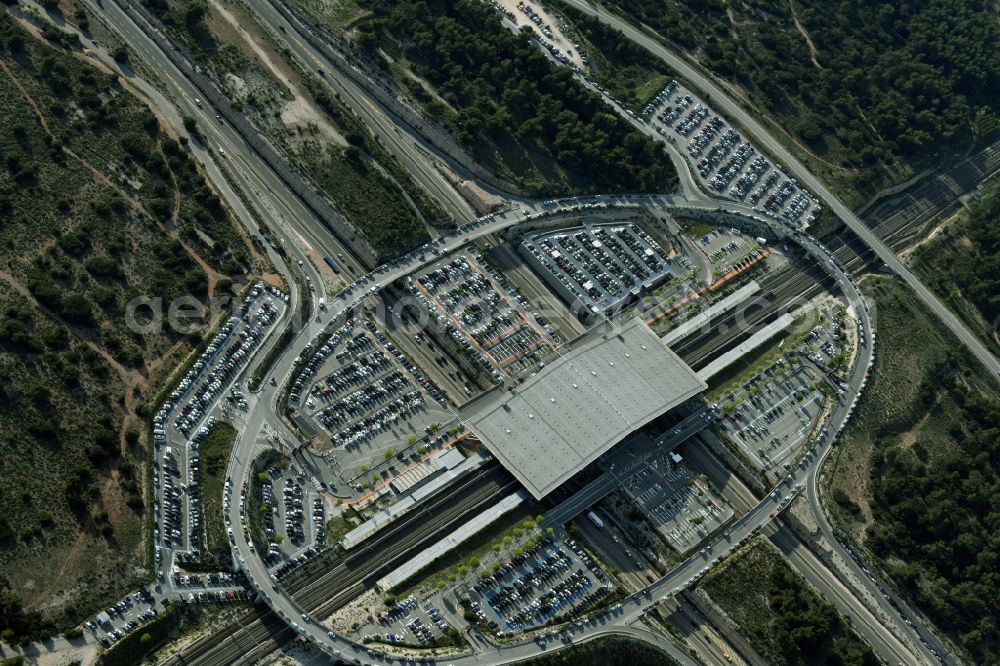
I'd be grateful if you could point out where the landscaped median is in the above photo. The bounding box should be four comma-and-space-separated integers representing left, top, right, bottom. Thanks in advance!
385, 508, 548, 598
200, 422, 238, 566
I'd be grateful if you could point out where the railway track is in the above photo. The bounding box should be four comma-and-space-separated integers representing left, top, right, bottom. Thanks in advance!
167, 178, 963, 665
678, 209, 928, 369
165, 464, 516, 666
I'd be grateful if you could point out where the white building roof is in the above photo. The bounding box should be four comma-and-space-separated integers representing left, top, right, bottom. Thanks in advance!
462, 318, 705, 498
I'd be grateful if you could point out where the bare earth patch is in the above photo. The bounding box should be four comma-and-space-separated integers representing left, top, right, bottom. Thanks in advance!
281, 96, 348, 146
210, 0, 347, 148
495, 0, 585, 68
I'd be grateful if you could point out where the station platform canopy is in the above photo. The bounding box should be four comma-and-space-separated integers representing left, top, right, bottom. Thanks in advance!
461, 318, 705, 499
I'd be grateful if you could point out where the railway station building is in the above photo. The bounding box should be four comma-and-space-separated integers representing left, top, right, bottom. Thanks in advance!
461, 318, 706, 499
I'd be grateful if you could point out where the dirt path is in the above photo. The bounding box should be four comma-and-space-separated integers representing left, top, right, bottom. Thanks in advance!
0, 272, 137, 387
25, 531, 87, 609
0, 55, 151, 210
0, 269, 151, 458
209, 0, 347, 146
2, 47, 226, 287
788, 0, 822, 70
157, 138, 183, 232
725, 6, 738, 40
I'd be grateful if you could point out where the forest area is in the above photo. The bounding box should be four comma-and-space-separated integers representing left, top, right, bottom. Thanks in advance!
353, 0, 676, 196
0, 10, 255, 639
614, 0, 1000, 203
702, 539, 878, 666
915, 189, 1000, 351
827, 277, 1000, 663
521, 634, 678, 665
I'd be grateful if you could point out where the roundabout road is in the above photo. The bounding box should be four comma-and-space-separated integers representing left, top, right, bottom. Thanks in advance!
9, 1, 960, 663
220, 192, 921, 666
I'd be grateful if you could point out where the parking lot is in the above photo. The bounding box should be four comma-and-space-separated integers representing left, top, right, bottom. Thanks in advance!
408, 252, 560, 382
290, 317, 454, 483
358, 594, 457, 648
618, 451, 733, 553
719, 363, 826, 474
696, 227, 765, 277
715, 311, 846, 480
87, 581, 252, 648
644, 81, 820, 227
153, 283, 286, 563
89, 588, 159, 648
261, 470, 326, 564
519, 222, 678, 314
158, 283, 286, 440
462, 536, 612, 635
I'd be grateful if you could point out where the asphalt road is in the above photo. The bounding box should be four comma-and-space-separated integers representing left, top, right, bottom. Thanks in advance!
209, 194, 932, 666
766, 523, 915, 663
243, 0, 482, 224
561, 0, 1000, 381
37, 3, 958, 661
683, 440, 929, 665
86, 0, 369, 278
52, 0, 338, 590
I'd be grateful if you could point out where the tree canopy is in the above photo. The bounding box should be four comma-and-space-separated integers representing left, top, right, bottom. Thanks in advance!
355, 0, 676, 196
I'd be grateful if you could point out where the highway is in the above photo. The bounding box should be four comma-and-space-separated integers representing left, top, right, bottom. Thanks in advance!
189, 193, 932, 666
56, 2, 958, 662
562, 0, 1000, 380
44, 0, 333, 295
681, 438, 943, 665
241, 0, 484, 224
87, 0, 376, 273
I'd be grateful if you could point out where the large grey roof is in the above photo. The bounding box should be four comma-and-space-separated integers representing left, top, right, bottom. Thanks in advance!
462, 318, 705, 498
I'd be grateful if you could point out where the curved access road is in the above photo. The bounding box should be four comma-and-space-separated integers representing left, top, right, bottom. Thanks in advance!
73, 0, 948, 659
220, 192, 939, 666
561, 0, 1000, 380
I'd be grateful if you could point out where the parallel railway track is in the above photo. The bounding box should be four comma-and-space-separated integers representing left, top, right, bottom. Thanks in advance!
166, 464, 516, 665
679, 208, 929, 369
167, 164, 978, 664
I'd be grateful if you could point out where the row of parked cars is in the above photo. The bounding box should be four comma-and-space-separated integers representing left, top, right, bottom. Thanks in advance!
643, 81, 820, 227
316, 370, 412, 430
155, 284, 284, 440
327, 389, 424, 449
173, 298, 280, 437
311, 350, 394, 404
157, 448, 186, 552
281, 480, 307, 546
290, 319, 363, 405
312, 496, 326, 547
376, 594, 419, 626
412, 253, 556, 382
272, 545, 323, 580
259, 477, 280, 562
366, 322, 449, 409
477, 544, 603, 631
